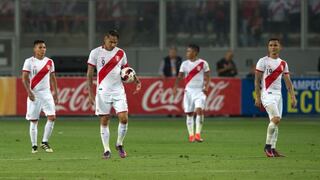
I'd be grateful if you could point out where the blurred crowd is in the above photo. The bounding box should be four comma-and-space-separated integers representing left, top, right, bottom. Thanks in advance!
0, 0, 320, 47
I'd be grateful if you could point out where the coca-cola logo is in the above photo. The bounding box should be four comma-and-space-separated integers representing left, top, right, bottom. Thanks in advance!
56, 81, 96, 112
142, 81, 183, 112
142, 80, 229, 112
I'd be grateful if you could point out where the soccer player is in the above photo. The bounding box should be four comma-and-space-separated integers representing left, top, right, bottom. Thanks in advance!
86, 30, 141, 159
173, 44, 210, 143
22, 40, 58, 153
255, 38, 297, 157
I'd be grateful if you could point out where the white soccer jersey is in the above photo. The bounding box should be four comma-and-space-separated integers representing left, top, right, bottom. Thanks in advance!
179, 59, 210, 92
256, 56, 289, 95
22, 56, 55, 93
87, 46, 128, 95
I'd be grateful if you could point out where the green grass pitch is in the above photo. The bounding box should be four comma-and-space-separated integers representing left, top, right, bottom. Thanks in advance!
0, 117, 319, 180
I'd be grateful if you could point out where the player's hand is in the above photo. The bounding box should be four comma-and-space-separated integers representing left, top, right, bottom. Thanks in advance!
88, 94, 95, 106
203, 87, 209, 96
28, 91, 35, 101
291, 96, 297, 108
53, 93, 58, 104
133, 82, 141, 94
172, 86, 177, 97
254, 98, 262, 108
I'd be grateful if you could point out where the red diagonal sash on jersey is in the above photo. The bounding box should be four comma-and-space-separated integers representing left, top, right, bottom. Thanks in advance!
30, 60, 52, 90
98, 50, 124, 84
265, 61, 286, 89
185, 61, 204, 86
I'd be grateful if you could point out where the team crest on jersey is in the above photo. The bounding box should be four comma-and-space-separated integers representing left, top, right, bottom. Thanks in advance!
46, 65, 50, 70
197, 66, 201, 71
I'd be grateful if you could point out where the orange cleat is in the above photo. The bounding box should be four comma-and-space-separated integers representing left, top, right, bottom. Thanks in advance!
195, 133, 203, 142
189, 135, 195, 142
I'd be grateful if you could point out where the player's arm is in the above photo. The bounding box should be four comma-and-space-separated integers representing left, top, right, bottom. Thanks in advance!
133, 74, 142, 94
203, 71, 210, 96
86, 65, 95, 106
173, 72, 184, 97
22, 71, 35, 101
254, 70, 263, 108
283, 73, 297, 108
50, 73, 58, 104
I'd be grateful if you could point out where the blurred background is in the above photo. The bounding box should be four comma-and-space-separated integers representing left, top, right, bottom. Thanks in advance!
0, 0, 319, 117
0, 0, 319, 77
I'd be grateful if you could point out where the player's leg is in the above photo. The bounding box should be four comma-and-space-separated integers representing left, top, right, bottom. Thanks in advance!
272, 95, 285, 157
116, 112, 128, 158
26, 97, 41, 153
113, 96, 129, 158
100, 115, 111, 159
263, 96, 281, 157
194, 93, 206, 142
41, 95, 56, 153
96, 93, 112, 159
30, 120, 38, 153
183, 92, 195, 142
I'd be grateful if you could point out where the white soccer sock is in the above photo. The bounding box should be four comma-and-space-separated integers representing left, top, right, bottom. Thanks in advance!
116, 123, 128, 146
42, 120, 54, 143
271, 126, 279, 149
195, 115, 204, 134
186, 116, 194, 136
101, 125, 110, 152
266, 121, 276, 145
29, 121, 38, 146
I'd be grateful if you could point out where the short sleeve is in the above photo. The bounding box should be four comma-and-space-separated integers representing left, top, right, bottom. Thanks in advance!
87, 49, 97, 67
255, 58, 265, 72
22, 59, 31, 72
283, 61, 289, 74
51, 60, 55, 73
179, 62, 185, 73
121, 51, 128, 67
204, 61, 210, 72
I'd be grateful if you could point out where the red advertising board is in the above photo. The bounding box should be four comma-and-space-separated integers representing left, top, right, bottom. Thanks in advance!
16, 77, 241, 116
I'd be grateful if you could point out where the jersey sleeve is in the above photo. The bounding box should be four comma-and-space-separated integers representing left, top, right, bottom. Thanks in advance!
22, 59, 31, 72
179, 62, 185, 73
283, 61, 289, 74
87, 49, 97, 67
51, 60, 55, 73
204, 61, 210, 72
255, 58, 265, 72
121, 51, 129, 68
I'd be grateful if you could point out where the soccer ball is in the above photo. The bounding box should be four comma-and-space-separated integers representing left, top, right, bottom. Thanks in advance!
121, 67, 136, 83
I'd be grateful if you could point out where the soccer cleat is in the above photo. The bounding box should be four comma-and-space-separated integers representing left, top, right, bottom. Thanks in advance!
115, 145, 127, 158
272, 149, 285, 157
195, 133, 203, 142
264, 148, 274, 157
31, 146, 38, 154
102, 151, 111, 159
41, 142, 53, 153
188, 135, 195, 143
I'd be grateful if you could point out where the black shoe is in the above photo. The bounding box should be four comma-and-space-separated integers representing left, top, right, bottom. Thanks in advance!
102, 151, 111, 159
31, 146, 38, 154
41, 142, 53, 153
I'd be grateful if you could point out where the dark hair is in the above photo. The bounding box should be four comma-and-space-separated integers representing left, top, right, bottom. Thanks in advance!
188, 44, 200, 54
106, 30, 120, 39
268, 38, 281, 45
34, 40, 45, 46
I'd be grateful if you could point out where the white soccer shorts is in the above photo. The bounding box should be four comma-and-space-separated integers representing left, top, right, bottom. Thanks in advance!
261, 92, 283, 120
183, 90, 206, 113
95, 92, 128, 115
26, 92, 56, 120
